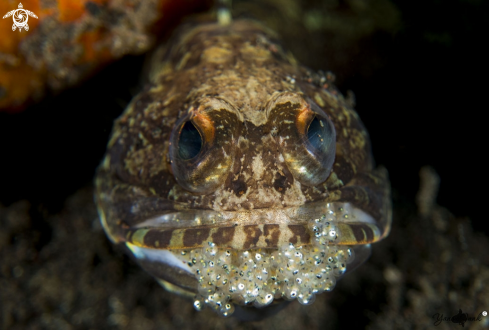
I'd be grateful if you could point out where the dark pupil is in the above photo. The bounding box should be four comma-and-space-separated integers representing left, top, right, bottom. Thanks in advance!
307, 116, 324, 150
178, 121, 202, 160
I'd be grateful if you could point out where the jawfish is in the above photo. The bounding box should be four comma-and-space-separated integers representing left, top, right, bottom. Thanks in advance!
95, 18, 391, 318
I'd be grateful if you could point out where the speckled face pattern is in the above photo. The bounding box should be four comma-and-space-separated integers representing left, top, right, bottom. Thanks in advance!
95, 20, 391, 317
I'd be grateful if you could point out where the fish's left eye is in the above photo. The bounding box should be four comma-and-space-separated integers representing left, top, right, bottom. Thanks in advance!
307, 116, 323, 149
304, 111, 336, 171
307, 116, 330, 151
267, 92, 336, 186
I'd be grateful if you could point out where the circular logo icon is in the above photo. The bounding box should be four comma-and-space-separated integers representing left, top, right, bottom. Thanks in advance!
14, 9, 28, 26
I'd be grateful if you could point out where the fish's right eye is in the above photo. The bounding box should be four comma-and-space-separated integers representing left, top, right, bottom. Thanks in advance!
169, 98, 241, 194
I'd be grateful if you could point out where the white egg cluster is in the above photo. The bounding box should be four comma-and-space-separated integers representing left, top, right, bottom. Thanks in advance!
176, 206, 356, 317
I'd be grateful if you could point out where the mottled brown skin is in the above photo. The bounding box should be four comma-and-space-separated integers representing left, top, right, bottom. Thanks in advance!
95, 19, 391, 250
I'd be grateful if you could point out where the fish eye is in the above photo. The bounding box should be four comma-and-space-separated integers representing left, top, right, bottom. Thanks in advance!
169, 98, 240, 194
305, 113, 335, 166
178, 121, 202, 160
307, 116, 323, 150
266, 92, 336, 186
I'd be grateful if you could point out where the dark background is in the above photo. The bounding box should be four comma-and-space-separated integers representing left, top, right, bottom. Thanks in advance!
1, 0, 486, 234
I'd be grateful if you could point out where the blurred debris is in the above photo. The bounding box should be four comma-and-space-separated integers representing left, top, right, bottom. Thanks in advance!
416, 166, 440, 217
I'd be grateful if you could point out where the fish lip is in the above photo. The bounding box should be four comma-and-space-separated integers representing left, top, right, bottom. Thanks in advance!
124, 201, 384, 250
132, 201, 377, 230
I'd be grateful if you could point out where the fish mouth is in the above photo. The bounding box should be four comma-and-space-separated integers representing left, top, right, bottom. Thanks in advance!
96, 195, 389, 315
123, 201, 385, 251
121, 200, 378, 312
97, 194, 388, 312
